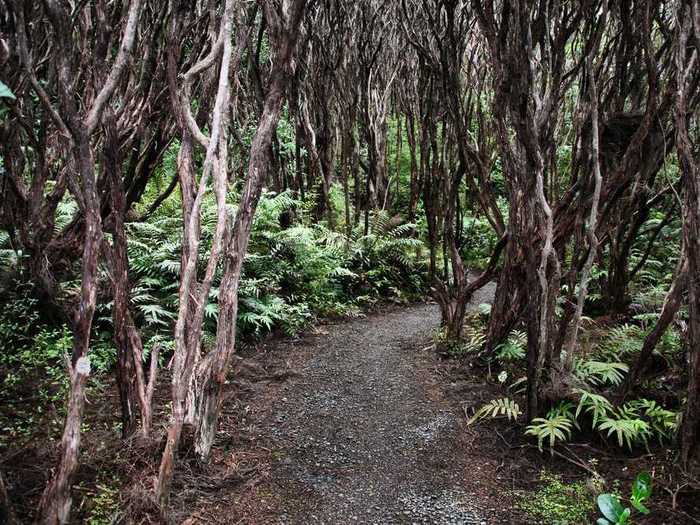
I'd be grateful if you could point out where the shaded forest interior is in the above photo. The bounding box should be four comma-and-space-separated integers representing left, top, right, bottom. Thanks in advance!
1, 0, 700, 523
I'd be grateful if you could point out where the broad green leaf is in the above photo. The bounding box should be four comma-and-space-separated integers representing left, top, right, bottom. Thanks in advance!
0, 81, 15, 100
597, 494, 624, 521
632, 471, 652, 500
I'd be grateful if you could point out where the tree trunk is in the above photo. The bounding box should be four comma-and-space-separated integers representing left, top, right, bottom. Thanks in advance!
675, 2, 700, 466
157, 0, 239, 505
191, 0, 309, 462
37, 135, 104, 524
560, 52, 606, 376
102, 117, 140, 437
621, 258, 688, 399
0, 471, 17, 525
104, 116, 158, 437
341, 128, 353, 242
32, 0, 143, 518
405, 112, 420, 221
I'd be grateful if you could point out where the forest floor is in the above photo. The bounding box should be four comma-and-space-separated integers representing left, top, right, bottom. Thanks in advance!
5, 283, 698, 523
159, 286, 699, 525
167, 284, 532, 524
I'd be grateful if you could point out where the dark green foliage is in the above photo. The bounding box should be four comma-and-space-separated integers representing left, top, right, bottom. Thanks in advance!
596, 472, 652, 525
0, 286, 72, 445
126, 191, 427, 343
0, 182, 429, 449
459, 214, 501, 269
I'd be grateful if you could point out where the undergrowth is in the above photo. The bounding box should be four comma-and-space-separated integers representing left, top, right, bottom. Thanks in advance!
464, 298, 683, 453
517, 471, 595, 525
0, 190, 428, 448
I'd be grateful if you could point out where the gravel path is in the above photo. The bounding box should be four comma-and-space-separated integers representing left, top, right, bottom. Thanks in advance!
258, 285, 495, 524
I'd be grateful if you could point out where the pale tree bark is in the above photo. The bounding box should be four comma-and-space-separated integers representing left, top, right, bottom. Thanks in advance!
156, 0, 238, 506
191, 0, 310, 461
560, 12, 608, 376
33, 1, 144, 522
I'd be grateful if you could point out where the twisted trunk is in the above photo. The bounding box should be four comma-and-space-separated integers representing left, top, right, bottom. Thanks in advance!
37, 136, 103, 525
192, 0, 308, 459
675, 0, 700, 466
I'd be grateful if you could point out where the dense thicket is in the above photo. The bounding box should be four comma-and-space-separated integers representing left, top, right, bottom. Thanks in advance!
0, 0, 699, 522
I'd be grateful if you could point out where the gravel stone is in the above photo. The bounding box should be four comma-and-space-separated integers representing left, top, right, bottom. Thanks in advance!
254, 282, 496, 524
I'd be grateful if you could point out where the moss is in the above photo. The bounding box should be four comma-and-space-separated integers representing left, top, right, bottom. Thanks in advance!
518, 471, 594, 525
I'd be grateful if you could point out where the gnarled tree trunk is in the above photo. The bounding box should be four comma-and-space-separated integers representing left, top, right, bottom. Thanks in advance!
191, 0, 309, 461
675, 0, 700, 466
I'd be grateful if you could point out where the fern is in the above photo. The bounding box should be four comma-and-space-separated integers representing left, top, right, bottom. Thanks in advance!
467, 397, 522, 425
55, 198, 78, 231
574, 388, 613, 427
138, 303, 176, 328
525, 415, 574, 452
575, 359, 629, 386
496, 330, 526, 362
622, 399, 679, 443
463, 324, 487, 353
633, 283, 674, 311
548, 401, 581, 430
597, 414, 651, 450
597, 324, 645, 357
0, 231, 20, 271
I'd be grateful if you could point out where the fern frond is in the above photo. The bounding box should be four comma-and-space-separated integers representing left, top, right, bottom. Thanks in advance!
575, 360, 629, 386
574, 388, 612, 427
496, 330, 526, 362
467, 397, 522, 426
597, 414, 650, 450
525, 415, 574, 452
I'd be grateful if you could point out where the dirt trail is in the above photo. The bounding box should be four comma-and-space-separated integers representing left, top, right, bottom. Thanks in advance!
228, 285, 499, 524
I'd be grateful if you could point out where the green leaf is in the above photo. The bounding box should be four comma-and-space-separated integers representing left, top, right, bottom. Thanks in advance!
597, 494, 624, 521
632, 471, 652, 500
631, 499, 650, 515
631, 471, 652, 514
597, 519, 612, 525
0, 81, 15, 100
